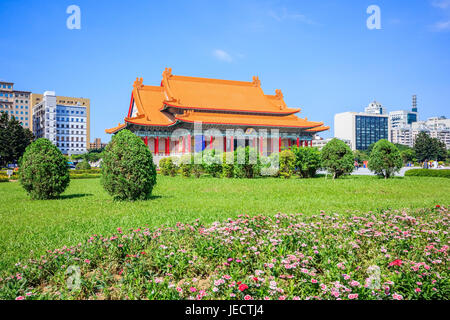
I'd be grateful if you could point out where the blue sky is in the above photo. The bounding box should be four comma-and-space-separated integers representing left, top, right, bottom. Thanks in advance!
1, 0, 449, 142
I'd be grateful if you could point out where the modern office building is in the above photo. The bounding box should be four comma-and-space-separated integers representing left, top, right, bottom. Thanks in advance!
0, 81, 32, 129
334, 111, 389, 151
32, 91, 88, 155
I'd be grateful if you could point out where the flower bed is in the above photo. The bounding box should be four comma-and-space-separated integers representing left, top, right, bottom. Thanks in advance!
1, 206, 448, 300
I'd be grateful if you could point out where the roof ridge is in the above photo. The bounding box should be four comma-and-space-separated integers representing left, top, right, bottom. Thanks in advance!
170, 75, 256, 87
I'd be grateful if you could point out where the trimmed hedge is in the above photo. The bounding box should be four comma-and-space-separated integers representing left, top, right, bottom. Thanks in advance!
405, 169, 450, 178
71, 169, 101, 175
70, 173, 101, 179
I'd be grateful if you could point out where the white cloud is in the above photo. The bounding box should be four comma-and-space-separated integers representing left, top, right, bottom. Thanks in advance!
268, 7, 316, 25
212, 49, 233, 63
432, 20, 450, 30
432, 0, 450, 9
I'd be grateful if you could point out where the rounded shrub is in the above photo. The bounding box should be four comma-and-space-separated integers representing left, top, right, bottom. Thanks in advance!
179, 155, 193, 178
321, 138, 354, 179
279, 149, 295, 179
159, 157, 177, 176
368, 139, 403, 179
222, 152, 234, 178
292, 146, 322, 178
101, 130, 156, 201
19, 138, 70, 200
234, 146, 261, 178
203, 149, 222, 178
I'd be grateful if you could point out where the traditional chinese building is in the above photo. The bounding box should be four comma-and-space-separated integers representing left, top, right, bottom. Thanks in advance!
106, 68, 329, 156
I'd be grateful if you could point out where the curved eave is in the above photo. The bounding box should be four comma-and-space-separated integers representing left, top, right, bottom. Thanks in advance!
105, 123, 126, 134
162, 102, 301, 116
174, 116, 323, 129
305, 126, 330, 133
124, 117, 176, 127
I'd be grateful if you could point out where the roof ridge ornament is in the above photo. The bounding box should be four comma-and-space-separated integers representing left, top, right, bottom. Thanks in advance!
252, 76, 261, 87
275, 89, 283, 99
133, 77, 144, 89
163, 67, 173, 78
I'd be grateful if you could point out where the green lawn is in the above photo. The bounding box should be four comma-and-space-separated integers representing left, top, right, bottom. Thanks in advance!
0, 175, 449, 273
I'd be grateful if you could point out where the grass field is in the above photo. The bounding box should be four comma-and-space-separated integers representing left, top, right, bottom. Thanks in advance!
0, 175, 449, 273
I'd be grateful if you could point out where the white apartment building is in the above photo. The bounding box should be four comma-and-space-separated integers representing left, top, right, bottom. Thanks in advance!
390, 117, 450, 149
32, 91, 88, 155
364, 100, 386, 115
389, 110, 418, 129
312, 137, 352, 150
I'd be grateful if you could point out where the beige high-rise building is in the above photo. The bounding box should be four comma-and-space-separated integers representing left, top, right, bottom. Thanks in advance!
0, 81, 32, 129
31, 93, 90, 145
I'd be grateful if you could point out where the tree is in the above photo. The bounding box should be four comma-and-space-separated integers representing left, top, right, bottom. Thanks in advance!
0, 113, 34, 167
19, 138, 70, 200
292, 146, 322, 178
430, 139, 446, 161
353, 150, 368, 164
414, 131, 446, 162
366, 142, 376, 155
278, 149, 296, 179
368, 139, 403, 179
101, 130, 157, 201
400, 149, 415, 164
321, 138, 354, 179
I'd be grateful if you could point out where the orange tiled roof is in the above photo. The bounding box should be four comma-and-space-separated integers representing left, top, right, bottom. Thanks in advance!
160, 69, 300, 115
126, 84, 175, 126
174, 110, 324, 129
106, 68, 329, 133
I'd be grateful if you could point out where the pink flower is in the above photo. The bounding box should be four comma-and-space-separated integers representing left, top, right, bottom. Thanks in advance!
84, 259, 91, 264
388, 259, 403, 267
238, 284, 249, 292
190, 287, 197, 293
244, 295, 253, 300
311, 279, 318, 284
348, 294, 358, 300
415, 288, 421, 293
393, 293, 403, 300
15, 296, 25, 300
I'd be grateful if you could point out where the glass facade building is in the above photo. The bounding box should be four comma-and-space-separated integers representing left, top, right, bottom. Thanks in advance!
355, 115, 389, 150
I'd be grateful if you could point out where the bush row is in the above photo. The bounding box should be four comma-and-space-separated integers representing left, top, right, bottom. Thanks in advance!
71, 168, 101, 174
69, 173, 101, 179
159, 146, 322, 179
404, 169, 450, 178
